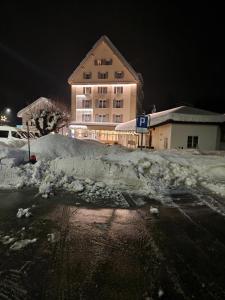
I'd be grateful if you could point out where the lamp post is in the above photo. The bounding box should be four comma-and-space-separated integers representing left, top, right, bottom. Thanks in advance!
0, 107, 11, 125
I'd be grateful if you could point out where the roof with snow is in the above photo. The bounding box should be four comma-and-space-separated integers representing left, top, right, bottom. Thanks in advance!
17, 97, 53, 118
115, 106, 225, 131
68, 35, 141, 84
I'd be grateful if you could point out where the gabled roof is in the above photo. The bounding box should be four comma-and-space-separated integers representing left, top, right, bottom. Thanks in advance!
68, 35, 140, 84
115, 106, 225, 131
17, 97, 52, 117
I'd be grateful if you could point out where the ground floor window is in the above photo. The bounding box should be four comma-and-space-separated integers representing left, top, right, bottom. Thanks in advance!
187, 136, 198, 148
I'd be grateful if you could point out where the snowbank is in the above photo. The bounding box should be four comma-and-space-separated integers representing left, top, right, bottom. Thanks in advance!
22, 134, 109, 160
0, 143, 26, 166
0, 134, 225, 200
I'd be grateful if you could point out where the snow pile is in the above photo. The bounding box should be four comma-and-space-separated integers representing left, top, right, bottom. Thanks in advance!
23, 134, 109, 160
150, 206, 159, 215
0, 134, 225, 200
0, 139, 27, 148
0, 143, 26, 166
47, 232, 60, 243
17, 208, 32, 218
10, 238, 37, 250
1, 236, 16, 245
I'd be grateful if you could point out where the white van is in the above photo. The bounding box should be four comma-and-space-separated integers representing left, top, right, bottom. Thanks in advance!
0, 125, 28, 146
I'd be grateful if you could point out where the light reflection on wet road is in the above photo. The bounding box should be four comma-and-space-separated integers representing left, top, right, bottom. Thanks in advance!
1, 190, 225, 299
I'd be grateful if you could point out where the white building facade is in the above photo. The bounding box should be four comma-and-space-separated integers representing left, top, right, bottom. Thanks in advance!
68, 35, 143, 143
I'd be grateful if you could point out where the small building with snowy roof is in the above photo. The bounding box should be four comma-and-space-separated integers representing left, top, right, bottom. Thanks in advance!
17, 97, 54, 128
115, 106, 225, 150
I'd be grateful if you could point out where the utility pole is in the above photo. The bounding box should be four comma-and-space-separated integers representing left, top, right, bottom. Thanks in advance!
26, 121, 31, 161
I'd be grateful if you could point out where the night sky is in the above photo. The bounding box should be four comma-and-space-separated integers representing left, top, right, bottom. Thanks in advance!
0, 2, 225, 124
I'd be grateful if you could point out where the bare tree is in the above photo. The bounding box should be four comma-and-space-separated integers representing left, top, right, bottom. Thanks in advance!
30, 99, 69, 136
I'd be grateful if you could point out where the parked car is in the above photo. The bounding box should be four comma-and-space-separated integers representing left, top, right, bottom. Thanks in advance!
0, 125, 38, 147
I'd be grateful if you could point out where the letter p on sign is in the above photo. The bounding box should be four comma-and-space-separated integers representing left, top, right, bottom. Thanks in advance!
139, 117, 146, 127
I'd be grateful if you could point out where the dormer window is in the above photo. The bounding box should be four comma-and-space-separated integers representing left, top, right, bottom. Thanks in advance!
115, 71, 124, 79
105, 59, 112, 65
94, 59, 113, 65
98, 72, 108, 79
83, 72, 92, 79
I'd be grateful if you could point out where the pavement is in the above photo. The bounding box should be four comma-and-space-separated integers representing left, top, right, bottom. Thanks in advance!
0, 189, 225, 299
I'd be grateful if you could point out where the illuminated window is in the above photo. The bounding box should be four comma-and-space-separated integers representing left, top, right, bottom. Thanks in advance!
98, 87, 107, 94
83, 87, 92, 94
113, 114, 123, 123
113, 100, 123, 108
114, 86, 123, 94
83, 72, 92, 79
96, 100, 108, 108
115, 71, 124, 79
94, 59, 112, 65
98, 72, 108, 79
187, 136, 198, 148
82, 114, 91, 122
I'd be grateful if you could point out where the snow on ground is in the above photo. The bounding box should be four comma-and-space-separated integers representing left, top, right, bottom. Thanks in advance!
0, 143, 26, 167
10, 238, 37, 251
0, 134, 225, 203
17, 208, 32, 218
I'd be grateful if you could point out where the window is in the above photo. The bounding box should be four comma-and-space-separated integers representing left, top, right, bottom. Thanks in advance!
94, 59, 112, 65
115, 71, 124, 79
105, 59, 112, 65
95, 114, 109, 122
83, 87, 92, 94
98, 87, 107, 94
11, 131, 22, 139
187, 136, 199, 148
82, 114, 91, 122
114, 86, 123, 94
221, 126, 225, 142
98, 72, 108, 79
95, 59, 102, 66
0, 130, 9, 138
164, 138, 168, 149
83, 72, 92, 79
20, 132, 28, 138
113, 114, 123, 123
113, 100, 123, 108
96, 100, 108, 108
82, 100, 92, 108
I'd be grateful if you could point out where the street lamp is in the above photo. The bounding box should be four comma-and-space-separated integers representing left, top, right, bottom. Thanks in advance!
0, 107, 11, 125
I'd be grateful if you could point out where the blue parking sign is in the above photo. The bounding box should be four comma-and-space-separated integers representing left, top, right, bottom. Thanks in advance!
136, 115, 150, 133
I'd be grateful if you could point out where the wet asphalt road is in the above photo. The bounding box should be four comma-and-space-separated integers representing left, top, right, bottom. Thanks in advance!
1, 190, 225, 299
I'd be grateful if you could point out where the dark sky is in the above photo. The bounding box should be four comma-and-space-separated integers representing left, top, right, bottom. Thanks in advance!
0, 2, 225, 124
